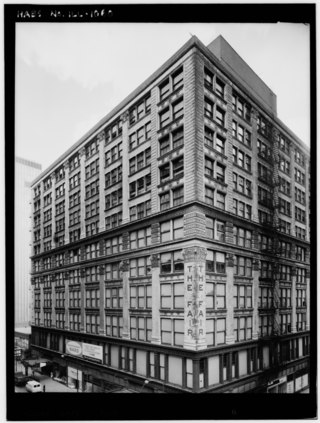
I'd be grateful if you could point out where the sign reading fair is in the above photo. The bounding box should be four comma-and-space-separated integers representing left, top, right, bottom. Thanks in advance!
65, 340, 103, 363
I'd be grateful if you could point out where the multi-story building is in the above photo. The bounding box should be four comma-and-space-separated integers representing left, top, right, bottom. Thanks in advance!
29, 35, 310, 393
15, 156, 42, 328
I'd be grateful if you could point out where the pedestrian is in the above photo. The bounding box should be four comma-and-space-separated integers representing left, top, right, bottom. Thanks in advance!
50, 372, 53, 378
43, 385, 46, 393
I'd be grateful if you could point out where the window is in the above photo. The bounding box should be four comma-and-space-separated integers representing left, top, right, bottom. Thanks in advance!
159, 67, 183, 101
205, 186, 214, 206
257, 139, 272, 160
160, 251, 184, 274
55, 183, 65, 199
106, 287, 123, 309
259, 287, 273, 308
279, 135, 290, 155
130, 316, 152, 342
234, 316, 252, 342
233, 199, 252, 219
85, 266, 99, 283
280, 288, 291, 308
129, 200, 151, 221
172, 99, 184, 121
160, 282, 184, 309
69, 313, 81, 331
233, 285, 252, 309
232, 91, 251, 121
295, 226, 306, 240
279, 264, 291, 281
104, 118, 123, 144
204, 97, 225, 127
233, 226, 252, 248
279, 157, 290, 175
69, 289, 81, 307
295, 187, 306, 205
258, 163, 273, 185
233, 147, 252, 171
86, 314, 100, 334
85, 139, 98, 159
296, 288, 306, 307
296, 313, 306, 331
106, 315, 123, 338
206, 282, 226, 309
257, 115, 270, 137
259, 315, 273, 337
85, 180, 99, 199
105, 236, 123, 255
234, 173, 252, 197
234, 256, 252, 277
105, 164, 122, 188
105, 211, 122, 230
279, 198, 291, 217
280, 313, 291, 334
160, 217, 184, 242
55, 166, 65, 182
294, 149, 305, 167
279, 177, 291, 196
206, 250, 226, 273
172, 186, 184, 206
130, 257, 151, 277
69, 154, 80, 171
69, 191, 80, 208
85, 221, 98, 237
129, 227, 151, 249
278, 218, 291, 234
129, 148, 151, 175
105, 262, 120, 280
129, 121, 151, 151
130, 285, 151, 309
86, 290, 100, 308
105, 188, 122, 209
232, 121, 251, 147
43, 177, 52, 192
128, 94, 151, 125
295, 207, 306, 223
204, 67, 225, 98
205, 217, 225, 242
161, 318, 184, 346
258, 186, 272, 207
85, 242, 99, 260
204, 126, 226, 155
296, 246, 306, 262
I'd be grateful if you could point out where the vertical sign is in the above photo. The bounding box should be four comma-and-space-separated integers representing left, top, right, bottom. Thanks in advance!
183, 247, 207, 350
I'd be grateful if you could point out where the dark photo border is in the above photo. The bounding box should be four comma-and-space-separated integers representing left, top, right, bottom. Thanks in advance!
5, 3, 317, 420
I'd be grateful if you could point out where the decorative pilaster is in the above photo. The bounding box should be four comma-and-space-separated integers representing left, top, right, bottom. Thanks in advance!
50, 172, 56, 247
273, 263, 280, 335
151, 254, 161, 344
99, 265, 106, 335
51, 274, 56, 328
250, 108, 259, 223
80, 268, 86, 332
118, 260, 130, 339
98, 131, 106, 232
224, 221, 233, 244
64, 162, 70, 244
40, 277, 44, 326
183, 246, 207, 350
79, 148, 86, 239
252, 259, 260, 339
306, 269, 310, 331
291, 266, 297, 333
151, 223, 160, 245
121, 112, 130, 223
225, 253, 235, 344
64, 272, 70, 330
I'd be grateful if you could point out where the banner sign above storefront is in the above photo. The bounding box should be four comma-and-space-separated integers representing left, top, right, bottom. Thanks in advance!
65, 339, 102, 363
83, 343, 103, 363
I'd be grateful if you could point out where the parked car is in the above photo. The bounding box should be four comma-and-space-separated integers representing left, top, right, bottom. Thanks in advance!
15, 371, 41, 386
14, 372, 32, 387
25, 380, 42, 393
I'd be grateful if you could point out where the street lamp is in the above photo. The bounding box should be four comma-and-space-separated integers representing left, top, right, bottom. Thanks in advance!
139, 379, 149, 393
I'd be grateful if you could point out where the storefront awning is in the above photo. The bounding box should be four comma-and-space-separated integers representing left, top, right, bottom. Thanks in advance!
22, 358, 51, 368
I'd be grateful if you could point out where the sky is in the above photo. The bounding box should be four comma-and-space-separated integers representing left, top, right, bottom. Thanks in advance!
15, 22, 310, 170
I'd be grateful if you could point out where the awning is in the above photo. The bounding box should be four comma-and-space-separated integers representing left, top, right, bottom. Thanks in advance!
22, 358, 51, 368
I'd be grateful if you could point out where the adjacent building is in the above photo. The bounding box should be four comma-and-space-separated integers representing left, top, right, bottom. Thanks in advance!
15, 156, 42, 328
29, 35, 310, 393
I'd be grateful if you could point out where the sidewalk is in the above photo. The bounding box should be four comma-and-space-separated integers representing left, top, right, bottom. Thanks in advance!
15, 362, 77, 393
